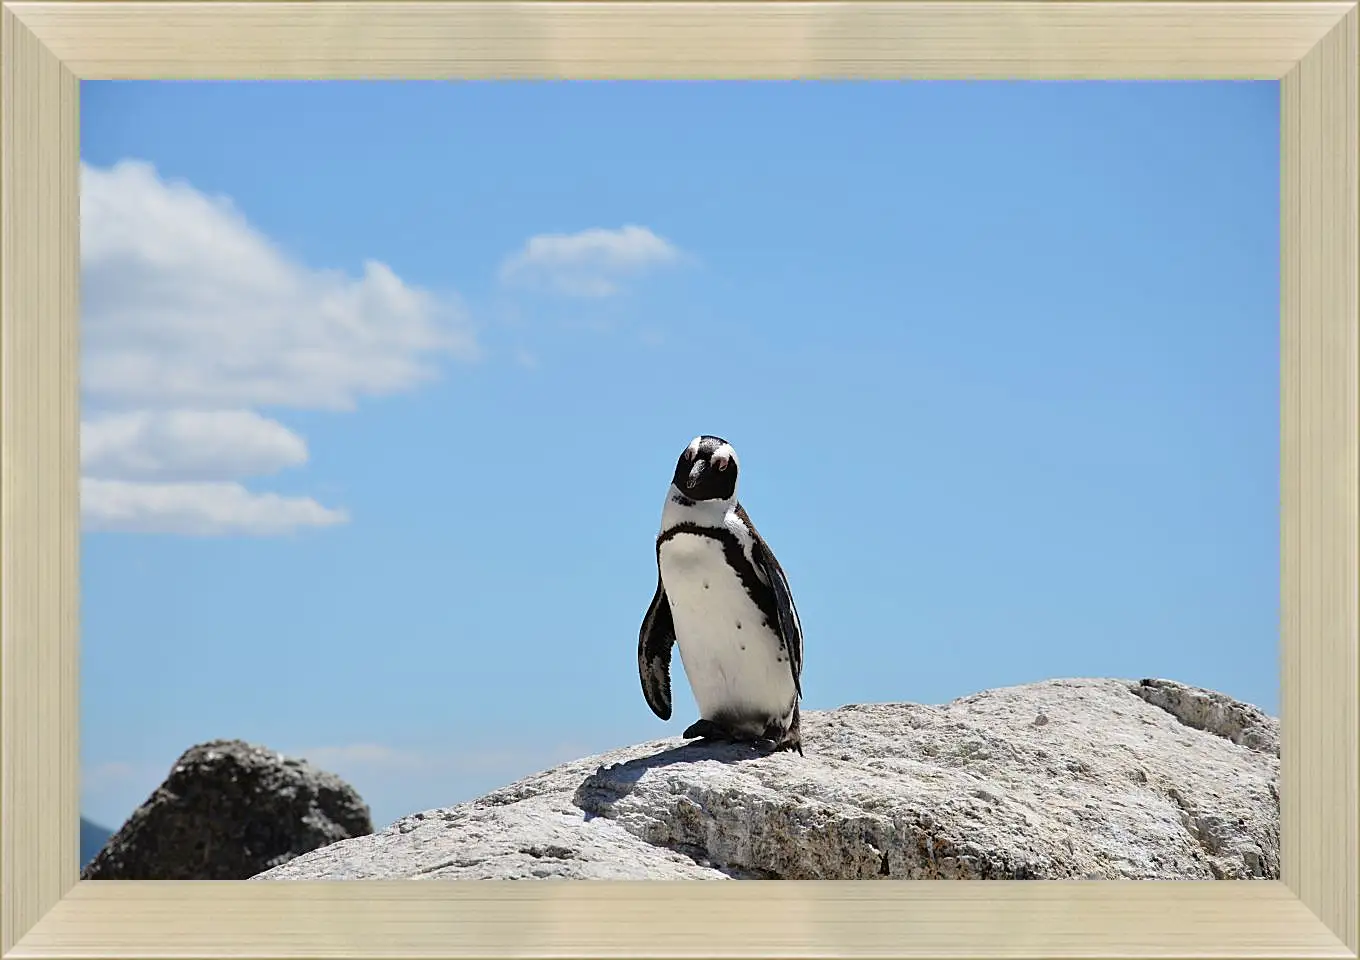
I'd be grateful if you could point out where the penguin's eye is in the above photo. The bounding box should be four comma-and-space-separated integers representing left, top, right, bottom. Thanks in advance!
715, 456, 730, 472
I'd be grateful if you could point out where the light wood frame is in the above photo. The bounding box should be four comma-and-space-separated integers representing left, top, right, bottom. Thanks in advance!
2, 1, 1356, 957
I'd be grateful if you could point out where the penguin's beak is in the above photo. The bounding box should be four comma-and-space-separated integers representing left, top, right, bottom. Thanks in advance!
686, 458, 707, 489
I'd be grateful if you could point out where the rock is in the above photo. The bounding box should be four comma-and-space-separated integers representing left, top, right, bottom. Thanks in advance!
1128, 677, 1280, 756
82, 739, 373, 880
253, 679, 1279, 882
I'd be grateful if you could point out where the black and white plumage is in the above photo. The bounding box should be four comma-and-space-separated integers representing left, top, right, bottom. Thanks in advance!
637, 435, 805, 755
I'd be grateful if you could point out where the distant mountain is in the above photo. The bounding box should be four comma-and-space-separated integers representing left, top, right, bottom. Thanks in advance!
80, 817, 114, 867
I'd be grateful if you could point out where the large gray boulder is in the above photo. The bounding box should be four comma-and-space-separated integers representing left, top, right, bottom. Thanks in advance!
254, 678, 1279, 881
83, 739, 373, 880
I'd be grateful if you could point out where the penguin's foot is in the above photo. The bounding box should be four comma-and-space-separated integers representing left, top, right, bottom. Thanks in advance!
683, 718, 804, 755
682, 718, 734, 741
763, 720, 804, 756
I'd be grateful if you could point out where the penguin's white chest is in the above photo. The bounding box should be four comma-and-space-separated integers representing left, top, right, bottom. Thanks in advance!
658, 533, 795, 730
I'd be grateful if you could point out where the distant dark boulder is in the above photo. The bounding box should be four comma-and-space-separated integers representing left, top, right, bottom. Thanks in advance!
82, 739, 373, 880
79, 817, 113, 868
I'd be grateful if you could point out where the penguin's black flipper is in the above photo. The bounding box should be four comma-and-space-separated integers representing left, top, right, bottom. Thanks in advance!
638, 574, 677, 721
748, 532, 805, 700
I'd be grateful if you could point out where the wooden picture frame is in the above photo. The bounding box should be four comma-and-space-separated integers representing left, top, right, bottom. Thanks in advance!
2, 2, 1355, 957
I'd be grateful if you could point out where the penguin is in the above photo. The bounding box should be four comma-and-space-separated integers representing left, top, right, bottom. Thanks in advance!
637, 435, 805, 755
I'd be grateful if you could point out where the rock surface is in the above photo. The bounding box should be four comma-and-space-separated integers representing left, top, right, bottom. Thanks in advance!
1128, 677, 1279, 756
255, 678, 1279, 881
83, 739, 373, 880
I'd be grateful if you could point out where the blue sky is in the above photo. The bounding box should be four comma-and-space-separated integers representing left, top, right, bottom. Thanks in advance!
79, 80, 1280, 832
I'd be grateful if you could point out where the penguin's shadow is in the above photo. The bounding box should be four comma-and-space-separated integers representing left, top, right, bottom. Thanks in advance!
573, 739, 766, 818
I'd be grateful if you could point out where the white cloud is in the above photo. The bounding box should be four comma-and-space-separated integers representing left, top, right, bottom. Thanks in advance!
82, 761, 140, 791
295, 744, 428, 774
79, 159, 471, 536
292, 740, 594, 780
82, 479, 348, 537
499, 225, 681, 297
82, 160, 477, 412
82, 409, 308, 482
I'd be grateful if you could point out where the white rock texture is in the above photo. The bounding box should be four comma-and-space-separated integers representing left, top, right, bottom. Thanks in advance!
254, 678, 1278, 881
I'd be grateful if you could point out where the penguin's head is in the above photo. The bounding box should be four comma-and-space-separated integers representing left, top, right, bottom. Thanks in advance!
672, 435, 739, 502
